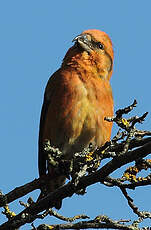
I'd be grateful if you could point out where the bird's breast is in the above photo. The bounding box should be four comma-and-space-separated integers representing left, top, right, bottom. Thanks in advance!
43, 69, 113, 157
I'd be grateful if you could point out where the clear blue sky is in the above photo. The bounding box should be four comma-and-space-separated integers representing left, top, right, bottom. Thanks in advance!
0, 0, 151, 228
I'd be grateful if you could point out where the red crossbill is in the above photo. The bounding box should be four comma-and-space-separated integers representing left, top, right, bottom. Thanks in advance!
38, 29, 114, 209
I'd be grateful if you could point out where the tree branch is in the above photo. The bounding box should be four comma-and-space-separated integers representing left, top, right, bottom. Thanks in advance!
1, 137, 151, 208
33, 215, 136, 230
0, 140, 151, 229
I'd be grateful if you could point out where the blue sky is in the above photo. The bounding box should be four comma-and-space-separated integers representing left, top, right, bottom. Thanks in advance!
0, 0, 151, 228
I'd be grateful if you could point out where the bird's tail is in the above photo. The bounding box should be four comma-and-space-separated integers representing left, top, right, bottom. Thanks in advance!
37, 174, 66, 209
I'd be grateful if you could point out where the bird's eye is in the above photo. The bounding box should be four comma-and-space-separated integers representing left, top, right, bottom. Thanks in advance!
97, 42, 104, 49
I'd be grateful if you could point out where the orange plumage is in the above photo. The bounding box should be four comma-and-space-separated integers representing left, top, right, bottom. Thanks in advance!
38, 29, 114, 209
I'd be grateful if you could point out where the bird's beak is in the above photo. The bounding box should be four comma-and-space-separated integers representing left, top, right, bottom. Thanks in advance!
72, 34, 92, 52
72, 34, 88, 43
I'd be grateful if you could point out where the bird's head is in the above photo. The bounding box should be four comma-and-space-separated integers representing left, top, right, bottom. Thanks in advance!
63, 29, 114, 80
73, 29, 113, 62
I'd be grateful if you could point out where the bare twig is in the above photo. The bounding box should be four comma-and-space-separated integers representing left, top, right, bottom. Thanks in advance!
120, 187, 142, 217
34, 215, 135, 230
120, 187, 151, 227
36, 208, 89, 222
103, 175, 151, 189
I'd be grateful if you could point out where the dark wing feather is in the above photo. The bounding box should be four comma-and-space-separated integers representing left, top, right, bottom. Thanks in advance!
38, 71, 60, 176
38, 96, 50, 176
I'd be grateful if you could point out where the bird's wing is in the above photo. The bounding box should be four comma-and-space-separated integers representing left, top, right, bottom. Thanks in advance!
38, 74, 56, 177
38, 96, 50, 176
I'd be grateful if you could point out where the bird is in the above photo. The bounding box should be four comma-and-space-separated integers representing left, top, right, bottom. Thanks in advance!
38, 29, 114, 209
